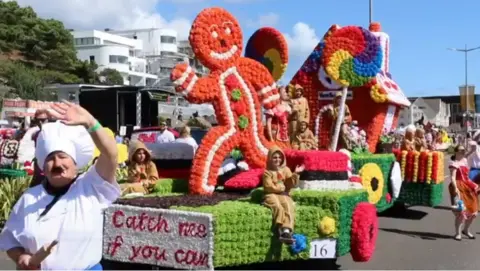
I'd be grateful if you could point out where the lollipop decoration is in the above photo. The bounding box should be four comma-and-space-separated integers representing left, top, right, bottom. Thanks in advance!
322, 26, 383, 87
245, 27, 289, 81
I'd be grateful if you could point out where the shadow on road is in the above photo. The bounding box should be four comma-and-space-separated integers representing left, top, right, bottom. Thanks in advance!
433, 205, 454, 211
380, 228, 453, 240
379, 205, 428, 220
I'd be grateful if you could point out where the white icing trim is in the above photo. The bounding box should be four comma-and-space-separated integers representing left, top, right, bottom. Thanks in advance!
299, 180, 363, 190
237, 161, 249, 170
259, 83, 277, 95
262, 94, 280, 105
314, 104, 332, 137
210, 45, 239, 60
183, 74, 198, 96
318, 66, 342, 90
173, 66, 192, 86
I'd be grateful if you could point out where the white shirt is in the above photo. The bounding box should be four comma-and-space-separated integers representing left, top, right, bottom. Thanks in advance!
175, 137, 198, 153
469, 147, 480, 169
156, 130, 175, 143
0, 166, 120, 270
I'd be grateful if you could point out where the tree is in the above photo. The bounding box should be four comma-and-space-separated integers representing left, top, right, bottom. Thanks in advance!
98, 68, 124, 85
75, 60, 98, 84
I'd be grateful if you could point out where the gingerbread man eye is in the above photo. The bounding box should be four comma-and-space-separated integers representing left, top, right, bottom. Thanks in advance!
225, 27, 231, 35
211, 31, 218, 39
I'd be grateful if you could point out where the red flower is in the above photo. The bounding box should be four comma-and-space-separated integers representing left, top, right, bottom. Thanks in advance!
349, 175, 362, 183
351, 203, 378, 262
225, 75, 240, 89
385, 193, 392, 203
224, 168, 264, 190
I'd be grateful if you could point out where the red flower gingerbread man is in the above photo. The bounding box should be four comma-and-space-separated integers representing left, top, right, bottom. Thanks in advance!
171, 7, 280, 195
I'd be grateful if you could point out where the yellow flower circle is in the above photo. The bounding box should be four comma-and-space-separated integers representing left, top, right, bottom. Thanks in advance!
358, 163, 384, 204
318, 216, 336, 236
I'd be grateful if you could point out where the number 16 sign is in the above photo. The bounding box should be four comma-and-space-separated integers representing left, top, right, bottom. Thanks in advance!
309, 239, 337, 259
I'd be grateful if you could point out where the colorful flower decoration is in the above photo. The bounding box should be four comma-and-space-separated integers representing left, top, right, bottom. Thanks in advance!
358, 163, 384, 204
289, 234, 308, 255
301, 43, 323, 73
369, 82, 388, 103
170, 7, 280, 194
245, 27, 289, 81
351, 202, 378, 262
224, 168, 264, 190
322, 26, 383, 87
318, 216, 336, 236
392, 150, 445, 184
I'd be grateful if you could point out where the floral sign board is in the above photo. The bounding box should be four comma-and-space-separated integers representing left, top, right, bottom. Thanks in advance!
103, 205, 214, 270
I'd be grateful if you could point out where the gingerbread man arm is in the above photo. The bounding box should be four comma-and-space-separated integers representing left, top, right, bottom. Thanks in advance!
171, 63, 219, 103
237, 57, 280, 110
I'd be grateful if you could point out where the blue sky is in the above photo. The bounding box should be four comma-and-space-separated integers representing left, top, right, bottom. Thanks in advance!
154, 0, 480, 97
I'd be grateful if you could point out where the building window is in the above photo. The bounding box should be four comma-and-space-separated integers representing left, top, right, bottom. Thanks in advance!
109, 55, 128, 64
160, 36, 176, 44
89, 55, 95, 62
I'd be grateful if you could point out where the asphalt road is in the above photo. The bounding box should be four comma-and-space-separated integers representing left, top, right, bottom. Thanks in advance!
0, 155, 477, 270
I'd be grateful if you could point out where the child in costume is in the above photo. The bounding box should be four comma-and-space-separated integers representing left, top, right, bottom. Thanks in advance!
262, 146, 304, 243
120, 140, 159, 196
449, 145, 480, 241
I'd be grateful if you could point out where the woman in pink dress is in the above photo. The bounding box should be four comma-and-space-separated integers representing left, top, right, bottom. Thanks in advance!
449, 145, 479, 240
265, 86, 291, 146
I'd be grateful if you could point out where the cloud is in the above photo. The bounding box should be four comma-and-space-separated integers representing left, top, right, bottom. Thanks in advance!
246, 12, 279, 28
10, 0, 192, 40
283, 22, 320, 57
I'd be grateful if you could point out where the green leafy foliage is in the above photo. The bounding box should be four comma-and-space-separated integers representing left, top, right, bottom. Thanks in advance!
98, 68, 124, 85
0, 177, 31, 228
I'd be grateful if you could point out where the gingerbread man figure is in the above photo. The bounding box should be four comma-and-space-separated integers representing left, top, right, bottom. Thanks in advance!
171, 7, 280, 195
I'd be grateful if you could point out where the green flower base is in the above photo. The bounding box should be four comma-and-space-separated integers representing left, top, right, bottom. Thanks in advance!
0, 169, 27, 179
351, 154, 396, 212
176, 188, 368, 267
397, 182, 444, 207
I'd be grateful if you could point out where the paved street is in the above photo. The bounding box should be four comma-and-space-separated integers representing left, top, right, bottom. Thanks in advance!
0, 155, 477, 269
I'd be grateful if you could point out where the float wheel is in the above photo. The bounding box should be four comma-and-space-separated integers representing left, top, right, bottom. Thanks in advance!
350, 202, 378, 262
358, 163, 384, 204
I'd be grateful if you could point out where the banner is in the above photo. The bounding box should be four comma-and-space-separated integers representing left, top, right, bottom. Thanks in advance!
459, 85, 476, 112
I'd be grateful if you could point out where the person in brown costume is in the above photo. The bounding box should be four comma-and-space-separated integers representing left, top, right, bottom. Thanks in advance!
291, 121, 318, 150
262, 146, 304, 244
401, 125, 416, 151
120, 140, 159, 195
414, 128, 428, 152
289, 84, 310, 141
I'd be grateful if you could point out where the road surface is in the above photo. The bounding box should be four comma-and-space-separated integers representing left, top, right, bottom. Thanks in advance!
0, 155, 478, 269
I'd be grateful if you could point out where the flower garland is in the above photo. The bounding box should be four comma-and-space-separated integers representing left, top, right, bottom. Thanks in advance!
350, 202, 378, 262
400, 151, 407, 179
405, 151, 415, 182
432, 152, 439, 182
412, 151, 420, 183
418, 151, 428, 183
358, 163, 384, 204
321, 26, 383, 87
426, 152, 433, 184
436, 152, 444, 183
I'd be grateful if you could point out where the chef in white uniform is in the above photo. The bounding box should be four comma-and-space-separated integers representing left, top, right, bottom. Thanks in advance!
0, 101, 120, 270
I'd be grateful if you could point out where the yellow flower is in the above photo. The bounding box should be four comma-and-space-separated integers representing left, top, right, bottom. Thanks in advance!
413, 151, 420, 182
264, 48, 286, 81
326, 49, 352, 86
437, 152, 444, 183
426, 152, 433, 184
370, 84, 387, 103
401, 151, 407, 179
359, 163, 384, 204
318, 216, 336, 236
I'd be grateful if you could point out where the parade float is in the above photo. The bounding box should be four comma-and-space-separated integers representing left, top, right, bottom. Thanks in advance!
101, 7, 444, 270
101, 7, 382, 270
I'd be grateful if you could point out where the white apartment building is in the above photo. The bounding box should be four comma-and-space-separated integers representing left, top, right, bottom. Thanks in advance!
398, 98, 451, 127
73, 30, 158, 86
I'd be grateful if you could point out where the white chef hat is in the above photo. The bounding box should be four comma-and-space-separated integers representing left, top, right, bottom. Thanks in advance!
35, 121, 94, 170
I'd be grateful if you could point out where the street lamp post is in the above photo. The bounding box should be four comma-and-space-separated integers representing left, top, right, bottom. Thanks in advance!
369, 0, 373, 24
448, 45, 480, 129
448, 45, 480, 113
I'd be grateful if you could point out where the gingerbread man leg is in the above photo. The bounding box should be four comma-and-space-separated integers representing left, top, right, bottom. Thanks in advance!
189, 126, 240, 195
239, 129, 273, 168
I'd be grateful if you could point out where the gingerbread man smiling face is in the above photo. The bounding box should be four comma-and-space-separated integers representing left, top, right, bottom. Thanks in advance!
189, 7, 243, 70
